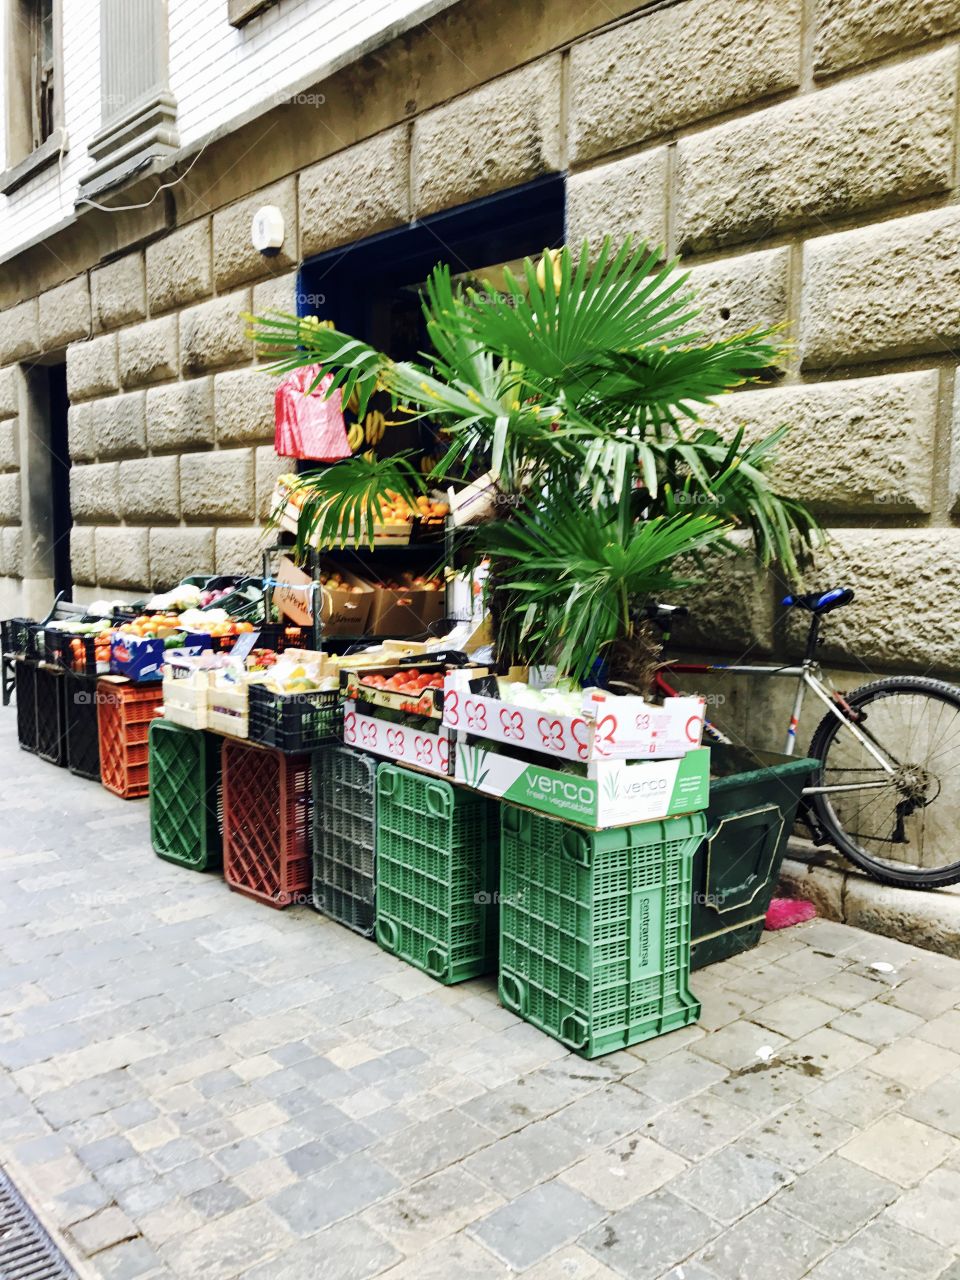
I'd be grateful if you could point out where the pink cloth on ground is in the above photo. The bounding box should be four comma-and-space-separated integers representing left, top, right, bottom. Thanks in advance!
275, 364, 351, 461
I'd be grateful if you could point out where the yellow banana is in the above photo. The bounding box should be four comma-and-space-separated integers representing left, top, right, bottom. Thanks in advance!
347, 422, 364, 452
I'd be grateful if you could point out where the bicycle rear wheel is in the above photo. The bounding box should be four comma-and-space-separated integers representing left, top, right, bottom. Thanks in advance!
808, 675, 960, 889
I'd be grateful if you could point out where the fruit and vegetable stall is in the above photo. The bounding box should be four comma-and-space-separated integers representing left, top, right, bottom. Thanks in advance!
1, 239, 822, 1057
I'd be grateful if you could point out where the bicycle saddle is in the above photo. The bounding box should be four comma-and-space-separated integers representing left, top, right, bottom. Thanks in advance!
782, 587, 854, 614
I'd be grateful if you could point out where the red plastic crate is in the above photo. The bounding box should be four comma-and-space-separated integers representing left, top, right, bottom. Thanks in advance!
96, 679, 164, 799
222, 739, 312, 908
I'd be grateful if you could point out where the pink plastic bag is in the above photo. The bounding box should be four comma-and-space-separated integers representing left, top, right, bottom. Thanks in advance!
274, 364, 351, 461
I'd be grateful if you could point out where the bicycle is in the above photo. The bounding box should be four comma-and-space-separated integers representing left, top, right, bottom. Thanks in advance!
649, 588, 960, 890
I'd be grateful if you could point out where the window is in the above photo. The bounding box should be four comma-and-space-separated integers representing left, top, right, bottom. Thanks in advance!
33, 0, 54, 147
78, 0, 178, 203
1, 0, 67, 194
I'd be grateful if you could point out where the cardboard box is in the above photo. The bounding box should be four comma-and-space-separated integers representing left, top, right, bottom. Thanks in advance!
454, 739, 710, 829
111, 634, 211, 683
367, 580, 445, 637
342, 701, 451, 776
442, 685, 704, 762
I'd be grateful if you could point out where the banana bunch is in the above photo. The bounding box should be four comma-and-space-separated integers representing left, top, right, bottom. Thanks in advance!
419, 452, 442, 474
365, 410, 387, 445
346, 421, 364, 452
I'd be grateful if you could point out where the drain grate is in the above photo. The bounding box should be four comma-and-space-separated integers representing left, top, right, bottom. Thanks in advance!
0, 1168, 76, 1279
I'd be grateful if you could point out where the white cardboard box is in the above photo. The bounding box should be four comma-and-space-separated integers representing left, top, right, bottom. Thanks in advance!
342, 701, 451, 776
441, 681, 705, 762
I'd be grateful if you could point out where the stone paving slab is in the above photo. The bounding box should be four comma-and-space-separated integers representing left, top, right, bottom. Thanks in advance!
2, 716, 960, 1278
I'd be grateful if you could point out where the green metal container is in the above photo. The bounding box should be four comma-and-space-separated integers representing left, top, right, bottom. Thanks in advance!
375, 764, 499, 983
690, 745, 817, 970
499, 804, 706, 1058
149, 720, 223, 871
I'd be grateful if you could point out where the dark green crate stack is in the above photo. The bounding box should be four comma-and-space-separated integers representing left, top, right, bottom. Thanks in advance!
375, 763, 499, 983
691, 745, 817, 970
499, 805, 706, 1058
149, 720, 223, 871
313, 746, 377, 936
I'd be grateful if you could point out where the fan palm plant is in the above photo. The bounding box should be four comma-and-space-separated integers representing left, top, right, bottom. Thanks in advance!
247, 236, 820, 683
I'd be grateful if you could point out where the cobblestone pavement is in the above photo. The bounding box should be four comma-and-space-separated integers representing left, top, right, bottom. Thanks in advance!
3, 715, 960, 1280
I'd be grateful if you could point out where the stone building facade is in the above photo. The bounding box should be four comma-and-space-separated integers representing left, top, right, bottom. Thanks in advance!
2, 0, 960, 687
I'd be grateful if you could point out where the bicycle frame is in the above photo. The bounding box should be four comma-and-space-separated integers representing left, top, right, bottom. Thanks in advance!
654, 610, 898, 797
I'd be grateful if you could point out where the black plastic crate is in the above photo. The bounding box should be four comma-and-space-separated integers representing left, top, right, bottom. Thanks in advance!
15, 657, 38, 753
2, 618, 36, 656
248, 683, 339, 752
35, 663, 67, 767
64, 671, 100, 781
43, 628, 110, 675
313, 747, 377, 936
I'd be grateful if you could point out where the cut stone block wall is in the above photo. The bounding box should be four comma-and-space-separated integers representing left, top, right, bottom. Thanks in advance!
0, 0, 957, 686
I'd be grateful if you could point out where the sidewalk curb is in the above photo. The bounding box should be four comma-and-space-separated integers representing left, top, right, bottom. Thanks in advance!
779, 838, 960, 958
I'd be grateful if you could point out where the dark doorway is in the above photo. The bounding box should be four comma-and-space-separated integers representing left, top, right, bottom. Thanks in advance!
23, 358, 71, 600
48, 362, 71, 596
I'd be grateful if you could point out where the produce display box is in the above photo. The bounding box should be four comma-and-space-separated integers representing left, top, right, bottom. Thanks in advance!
222, 739, 312, 908
14, 656, 38, 753
96, 678, 164, 799
161, 669, 210, 731
375, 763, 499, 983
499, 804, 705, 1057
342, 700, 452, 777
313, 746, 377, 936
271, 481, 413, 546
64, 671, 100, 781
150, 720, 222, 871
35, 663, 67, 767
110, 632, 212, 683
248, 683, 339, 753
454, 738, 711, 830
442, 680, 705, 762
207, 681, 256, 739
340, 660, 469, 719
691, 745, 818, 970
43, 627, 111, 676
367, 580, 446, 638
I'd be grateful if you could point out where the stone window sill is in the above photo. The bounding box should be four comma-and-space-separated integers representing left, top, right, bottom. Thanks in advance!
228, 0, 278, 26
0, 130, 69, 196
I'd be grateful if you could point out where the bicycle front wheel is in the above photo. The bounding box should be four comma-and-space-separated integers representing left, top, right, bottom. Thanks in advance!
808, 675, 960, 889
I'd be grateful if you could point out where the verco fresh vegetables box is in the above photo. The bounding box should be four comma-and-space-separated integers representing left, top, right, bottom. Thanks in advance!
453, 739, 711, 829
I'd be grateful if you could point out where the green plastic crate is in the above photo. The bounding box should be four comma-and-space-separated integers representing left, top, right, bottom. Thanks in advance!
313, 746, 377, 937
499, 805, 706, 1058
691, 745, 817, 970
149, 720, 223, 871
375, 763, 499, 983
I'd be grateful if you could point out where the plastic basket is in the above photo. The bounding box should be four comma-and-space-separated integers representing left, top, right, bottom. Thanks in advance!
64, 671, 100, 780
97, 680, 164, 799
35, 663, 67, 766
375, 763, 499, 983
14, 657, 38, 753
691, 746, 817, 970
313, 747, 377, 936
498, 805, 705, 1058
248, 683, 339, 752
222, 739, 312, 907
150, 720, 222, 871
44, 628, 110, 676
3, 618, 36, 657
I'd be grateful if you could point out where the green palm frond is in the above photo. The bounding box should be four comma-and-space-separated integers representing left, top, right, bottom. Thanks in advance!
476, 492, 727, 681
